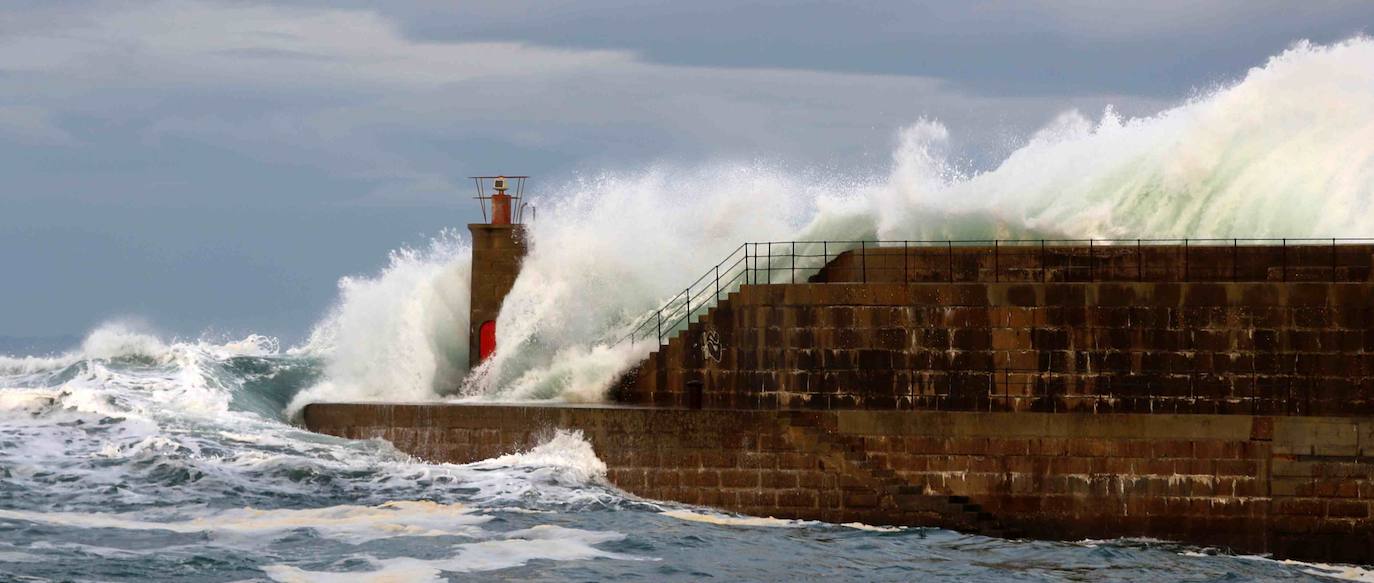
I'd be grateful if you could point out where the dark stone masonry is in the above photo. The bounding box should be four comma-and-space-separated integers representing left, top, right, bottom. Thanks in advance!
615, 281, 1374, 416
304, 404, 1374, 563
617, 244, 1374, 415
304, 243, 1374, 564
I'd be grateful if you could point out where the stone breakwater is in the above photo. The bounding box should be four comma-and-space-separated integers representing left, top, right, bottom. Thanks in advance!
304, 243, 1374, 564
616, 245, 1374, 414
303, 403, 1374, 563
615, 281, 1374, 415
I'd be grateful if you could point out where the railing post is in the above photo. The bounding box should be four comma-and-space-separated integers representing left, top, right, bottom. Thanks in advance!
1040, 239, 1046, 283
744, 244, 749, 285
767, 242, 772, 285
1282, 238, 1287, 282
1183, 238, 1189, 282
715, 264, 721, 301
861, 241, 867, 283
791, 241, 796, 284
685, 288, 690, 321
656, 309, 663, 343
948, 240, 954, 283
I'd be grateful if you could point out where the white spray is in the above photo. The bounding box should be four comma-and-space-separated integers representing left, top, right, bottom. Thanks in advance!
285, 233, 470, 415
300, 37, 1374, 409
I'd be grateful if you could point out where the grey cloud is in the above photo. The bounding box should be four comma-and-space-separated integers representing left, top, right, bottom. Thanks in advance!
319, 0, 1374, 97
1, 0, 1167, 208
0, 106, 74, 145
0, 0, 1346, 339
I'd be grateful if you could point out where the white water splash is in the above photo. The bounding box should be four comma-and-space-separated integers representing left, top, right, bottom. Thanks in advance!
286, 232, 471, 416
480, 429, 608, 482
0, 501, 489, 544
262, 525, 640, 583
888, 39, 1374, 240
661, 510, 812, 529
290, 37, 1374, 408
1, 336, 643, 578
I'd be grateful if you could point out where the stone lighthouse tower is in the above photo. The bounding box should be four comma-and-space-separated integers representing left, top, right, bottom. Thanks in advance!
467, 176, 530, 368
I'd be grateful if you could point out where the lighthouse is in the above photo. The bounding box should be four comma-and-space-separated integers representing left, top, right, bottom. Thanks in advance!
467, 176, 531, 368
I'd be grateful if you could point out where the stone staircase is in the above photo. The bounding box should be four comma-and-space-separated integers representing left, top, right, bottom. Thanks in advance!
774, 411, 1023, 538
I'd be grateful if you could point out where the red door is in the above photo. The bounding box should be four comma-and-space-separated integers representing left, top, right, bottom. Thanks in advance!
478, 320, 497, 362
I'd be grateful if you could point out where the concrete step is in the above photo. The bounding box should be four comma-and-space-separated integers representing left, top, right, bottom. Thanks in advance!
773, 405, 1018, 542
939, 502, 972, 515
893, 494, 942, 512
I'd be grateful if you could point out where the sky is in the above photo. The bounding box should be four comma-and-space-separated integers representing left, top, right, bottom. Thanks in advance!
1, 0, 1371, 345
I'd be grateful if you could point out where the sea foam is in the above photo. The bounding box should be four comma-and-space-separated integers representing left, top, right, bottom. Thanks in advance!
298, 37, 1374, 408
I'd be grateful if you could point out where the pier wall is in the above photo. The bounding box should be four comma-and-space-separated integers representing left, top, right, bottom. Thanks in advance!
303, 403, 1374, 562
808, 243, 1374, 285
302, 243, 1374, 563
616, 281, 1374, 415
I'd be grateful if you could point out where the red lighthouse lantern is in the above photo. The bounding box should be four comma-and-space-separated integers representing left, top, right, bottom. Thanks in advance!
470, 175, 530, 226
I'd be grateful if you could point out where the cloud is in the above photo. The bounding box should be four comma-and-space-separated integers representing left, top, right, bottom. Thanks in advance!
0, 106, 74, 145
0, 0, 1169, 207
0, 0, 1356, 338
324, 0, 1374, 98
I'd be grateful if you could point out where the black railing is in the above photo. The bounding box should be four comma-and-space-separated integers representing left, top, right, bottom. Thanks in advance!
618, 238, 1374, 349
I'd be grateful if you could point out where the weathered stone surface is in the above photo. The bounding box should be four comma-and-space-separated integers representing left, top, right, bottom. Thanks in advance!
617, 280, 1374, 416
810, 244, 1374, 285
360, 243, 1374, 562
304, 403, 1374, 563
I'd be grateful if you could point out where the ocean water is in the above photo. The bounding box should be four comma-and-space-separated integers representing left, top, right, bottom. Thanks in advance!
5, 37, 1374, 581
1, 334, 1370, 582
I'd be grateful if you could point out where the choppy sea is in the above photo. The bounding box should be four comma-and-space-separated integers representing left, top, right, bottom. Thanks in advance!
1, 334, 1371, 582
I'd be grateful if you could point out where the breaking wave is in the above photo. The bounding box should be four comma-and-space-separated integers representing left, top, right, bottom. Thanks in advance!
0, 329, 639, 579
5, 36, 1374, 582
285, 233, 471, 415
20, 38, 1350, 412
291, 36, 1374, 406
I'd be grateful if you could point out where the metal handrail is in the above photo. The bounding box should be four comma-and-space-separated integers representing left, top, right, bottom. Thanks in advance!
617, 237, 1374, 349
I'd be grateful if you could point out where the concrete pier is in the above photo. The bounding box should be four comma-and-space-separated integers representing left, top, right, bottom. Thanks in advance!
304, 402, 1374, 562
303, 242, 1374, 564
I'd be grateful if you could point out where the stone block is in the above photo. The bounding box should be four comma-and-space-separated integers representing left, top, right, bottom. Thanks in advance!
1274, 418, 1360, 456
1327, 501, 1370, 519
